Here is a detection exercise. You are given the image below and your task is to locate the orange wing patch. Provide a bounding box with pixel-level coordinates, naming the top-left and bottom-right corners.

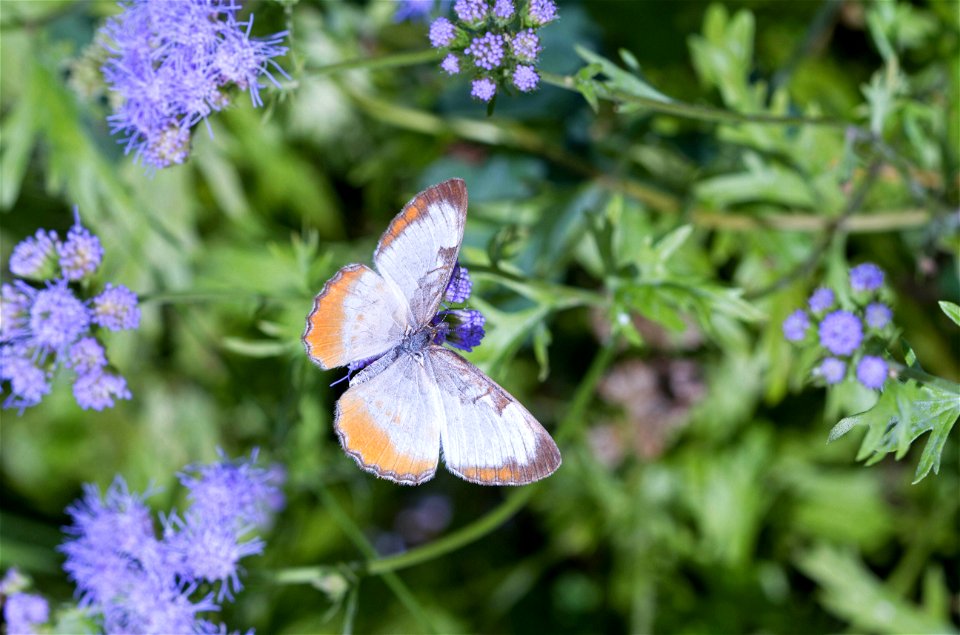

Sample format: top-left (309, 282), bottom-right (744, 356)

top-left (378, 199), bottom-right (425, 250)
top-left (336, 389), bottom-right (437, 485)
top-left (303, 264), bottom-right (365, 369)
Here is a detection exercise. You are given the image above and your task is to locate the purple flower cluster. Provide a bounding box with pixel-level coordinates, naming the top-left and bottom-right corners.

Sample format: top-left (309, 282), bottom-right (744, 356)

top-left (59, 451), bottom-right (285, 634)
top-left (427, 0), bottom-right (558, 102)
top-left (100, 0), bottom-right (288, 169)
top-left (394, 0), bottom-right (435, 23)
top-left (431, 262), bottom-right (485, 351)
top-left (1, 214), bottom-right (140, 412)
top-left (783, 262), bottom-right (893, 390)
top-left (2, 569), bottom-right (50, 635)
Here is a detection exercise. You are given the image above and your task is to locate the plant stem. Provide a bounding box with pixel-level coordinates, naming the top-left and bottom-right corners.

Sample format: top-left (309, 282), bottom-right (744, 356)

top-left (306, 49), bottom-right (441, 75)
top-left (891, 361), bottom-right (960, 396)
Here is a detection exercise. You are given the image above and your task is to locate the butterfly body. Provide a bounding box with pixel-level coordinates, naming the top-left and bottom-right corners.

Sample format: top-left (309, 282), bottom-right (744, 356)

top-left (304, 179), bottom-right (561, 486)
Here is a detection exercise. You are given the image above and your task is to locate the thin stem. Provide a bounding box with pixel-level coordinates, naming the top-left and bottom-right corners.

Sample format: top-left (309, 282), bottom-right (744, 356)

top-left (305, 49), bottom-right (441, 75)
top-left (540, 71), bottom-right (848, 128)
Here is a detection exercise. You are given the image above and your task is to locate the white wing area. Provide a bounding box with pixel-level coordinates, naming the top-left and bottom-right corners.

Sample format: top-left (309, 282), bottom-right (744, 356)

top-left (303, 263), bottom-right (411, 370)
top-left (335, 353), bottom-right (442, 485)
top-left (427, 347), bottom-right (562, 485)
top-left (374, 179), bottom-right (467, 327)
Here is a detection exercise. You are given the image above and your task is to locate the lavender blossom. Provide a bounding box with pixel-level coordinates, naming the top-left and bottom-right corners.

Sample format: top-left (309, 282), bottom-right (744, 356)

top-left (429, 17), bottom-right (457, 48)
top-left (444, 263), bottom-right (473, 303)
top-left (856, 355), bottom-right (888, 389)
top-left (0, 346), bottom-right (51, 411)
top-left (395, 0), bottom-right (434, 22)
top-left (73, 370), bottom-right (132, 411)
top-left (864, 302), bottom-right (892, 329)
top-left (441, 53), bottom-right (461, 75)
top-left (510, 29), bottom-right (540, 62)
top-left (29, 281), bottom-right (90, 352)
top-left (807, 287), bottom-right (834, 313)
top-left (465, 32), bottom-right (506, 70)
top-left (512, 64), bottom-right (539, 92)
top-left (9, 230), bottom-right (60, 281)
top-left (471, 77), bottom-right (497, 101)
top-left (454, 0), bottom-right (488, 23)
top-left (818, 310), bottom-right (863, 356)
top-left (782, 309), bottom-right (809, 342)
top-left (100, 0), bottom-right (288, 169)
top-left (849, 263), bottom-right (884, 292)
top-left (91, 283), bottom-right (141, 331)
top-left (68, 337), bottom-right (108, 374)
top-left (433, 309), bottom-right (486, 351)
top-left (60, 223), bottom-right (104, 281)
top-left (492, 0), bottom-right (515, 19)
top-left (3, 592), bottom-right (49, 635)
top-left (527, 0), bottom-right (558, 25)
top-left (818, 357), bottom-right (846, 385)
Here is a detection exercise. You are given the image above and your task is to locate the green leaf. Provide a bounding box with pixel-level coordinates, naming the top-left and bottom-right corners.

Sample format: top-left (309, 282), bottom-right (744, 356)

top-left (795, 544), bottom-right (955, 634)
top-left (829, 381), bottom-right (960, 483)
top-left (938, 301), bottom-right (960, 327)
top-left (221, 337), bottom-right (295, 358)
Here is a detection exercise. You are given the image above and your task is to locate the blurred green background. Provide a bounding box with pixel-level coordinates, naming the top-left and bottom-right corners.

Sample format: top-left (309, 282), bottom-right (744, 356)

top-left (1, 0), bottom-right (957, 633)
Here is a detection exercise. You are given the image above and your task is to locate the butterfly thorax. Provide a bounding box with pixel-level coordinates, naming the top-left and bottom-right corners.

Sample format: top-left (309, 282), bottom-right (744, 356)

top-left (399, 326), bottom-right (435, 356)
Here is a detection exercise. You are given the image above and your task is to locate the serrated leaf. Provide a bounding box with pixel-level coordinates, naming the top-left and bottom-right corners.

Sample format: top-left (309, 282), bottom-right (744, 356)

top-left (829, 381), bottom-right (960, 482)
top-left (938, 301), bottom-right (960, 327)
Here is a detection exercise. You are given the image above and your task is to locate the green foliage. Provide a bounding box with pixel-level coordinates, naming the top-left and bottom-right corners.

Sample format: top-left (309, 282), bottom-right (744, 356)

top-left (1, 1), bottom-right (958, 633)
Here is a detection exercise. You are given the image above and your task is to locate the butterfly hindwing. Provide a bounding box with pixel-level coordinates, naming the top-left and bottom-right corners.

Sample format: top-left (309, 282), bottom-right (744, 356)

top-left (303, 263), bottom-right (410, 370)
top-left (374, 179), bottom-right (467, 328)
top-left (335, 353), bottom-right (442, 485)
top-left (427, 346), bottom-right (561, 485)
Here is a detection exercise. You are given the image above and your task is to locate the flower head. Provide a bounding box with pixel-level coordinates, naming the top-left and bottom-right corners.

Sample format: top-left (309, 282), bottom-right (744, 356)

top-left (441, 53), bottom-right (461, 75)
top-left (9, 230), bottom-right (60, 281)
top-left (818, 357), bottom-right (846, 384)
top-left (493, 0), bottom-right (515, 19)
top-left (465, 32), bottom-right (506, 70)
top-left (60, 223), bottom-right (104, 281)
top-left (471, 77), bottom-right (497, 101)
top-left (818, 310), bottom-right (863, 356)
top-left (395, 0), bottom-right (435, 23)
top-left (92, 283), bottom-right (141, 331)
top-left (528, 0), bottom-right (558, 25)
top-left (3, 592), bottom-right (49, 635)
top-left (444, 263), bottom-right (473, 303)
top-left (849, 263), bottom-right (884, 292)
top-left (0, 346), bottom-right (51, 411)
top-left (29, 281), bottom-right (91, 352)
top-left (429, 17), bottom-right (457, 48)
top-left (782, 309), bottom-right (810, 342)
top-left (1, 282), bottom-right (32, 340)
top-left (511, 29), bottom-right (540, 62)
top-left (864, 302), bottom-right (892, 329)
top-left (72, 370), bottom-right (132, 411)
top-left (68, 337), bottom-right (108, 374)
top-left (101, 0), bottom-right (288, 169)
top-left (856, 355), bottom-right (888, 389)
top-left (807, 287), bottom-right (834, 313)
top-left (512, 64), bottom-right (539, 92)
top-left (454, 0), bottom-right (488, 23)
top-left (433, 309), bottom-right (486, 352)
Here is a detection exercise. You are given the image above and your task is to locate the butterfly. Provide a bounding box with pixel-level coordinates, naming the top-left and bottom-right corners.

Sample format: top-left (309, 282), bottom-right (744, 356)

top-left (302, 179), bottom-right (561, 485)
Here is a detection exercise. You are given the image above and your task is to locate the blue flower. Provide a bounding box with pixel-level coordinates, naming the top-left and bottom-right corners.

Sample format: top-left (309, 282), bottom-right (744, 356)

top-left (433, 309), bottom-right (486, 352)
top-left (527, 0), bottom-right (558, 25)
top-left (817, 357), bottom-right (846, 384)
top-left (3, 592), bottom-right (49, 635)
top-left (492, 0), bottom-right (515, 19)
top-left (849, 263), bottom-right (884, 293)
top-left (471, 77), bottom-right (497, 101)
top-left (60, 222), bottom-right (104, 281)
top-left (782, 309), bottom-right (809, 342)
top-left (512, 64), bottom-right (539, 92)
top-left (8, 230), bottom-right (60, 281)
top-left (72, 370), bottom-right (132, 411)
top-left (465, 32), bottom-right (506, 70)
top-left (29, 281), bottom-right (91, 352)
top-left (807, 287), bottom-right (834, 313)
top-left (443, 263), bottom-right (473, 303)
top-left (100, 0), bottom-right (288, 169)
top-left (60, 454), bottom-right (285, 634)
top-left (856, 355), bottom-right (888, 389)
top-left (1, 219), bottom-right (139, 412)
top-left (441, 53), bottom-right (461, 75)
top-left (864, 302), bottom-right (892, 329)
top-left (510, 29), bottom-right (540, 62)
top-left (395, 0), bottom-right (435, 22)
top-left (454, 0), bottom-right (488, 23)
top-left (818, 310), bottom-right (863, 356)
top-left (429, 17), bottom-right (457, 48)
top-left (92, 283), bottom-right (141, 331)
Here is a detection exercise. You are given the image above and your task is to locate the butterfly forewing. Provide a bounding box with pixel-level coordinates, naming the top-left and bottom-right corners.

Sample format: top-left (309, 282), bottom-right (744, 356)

top-left (427, 347), bottom-right (561, 485)
top-left (303, 263), bottom-right (411, 370)
top-left (374, 179), bottom-right (467, 328)
top-left (335, 353), bottom-right (443, 485)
